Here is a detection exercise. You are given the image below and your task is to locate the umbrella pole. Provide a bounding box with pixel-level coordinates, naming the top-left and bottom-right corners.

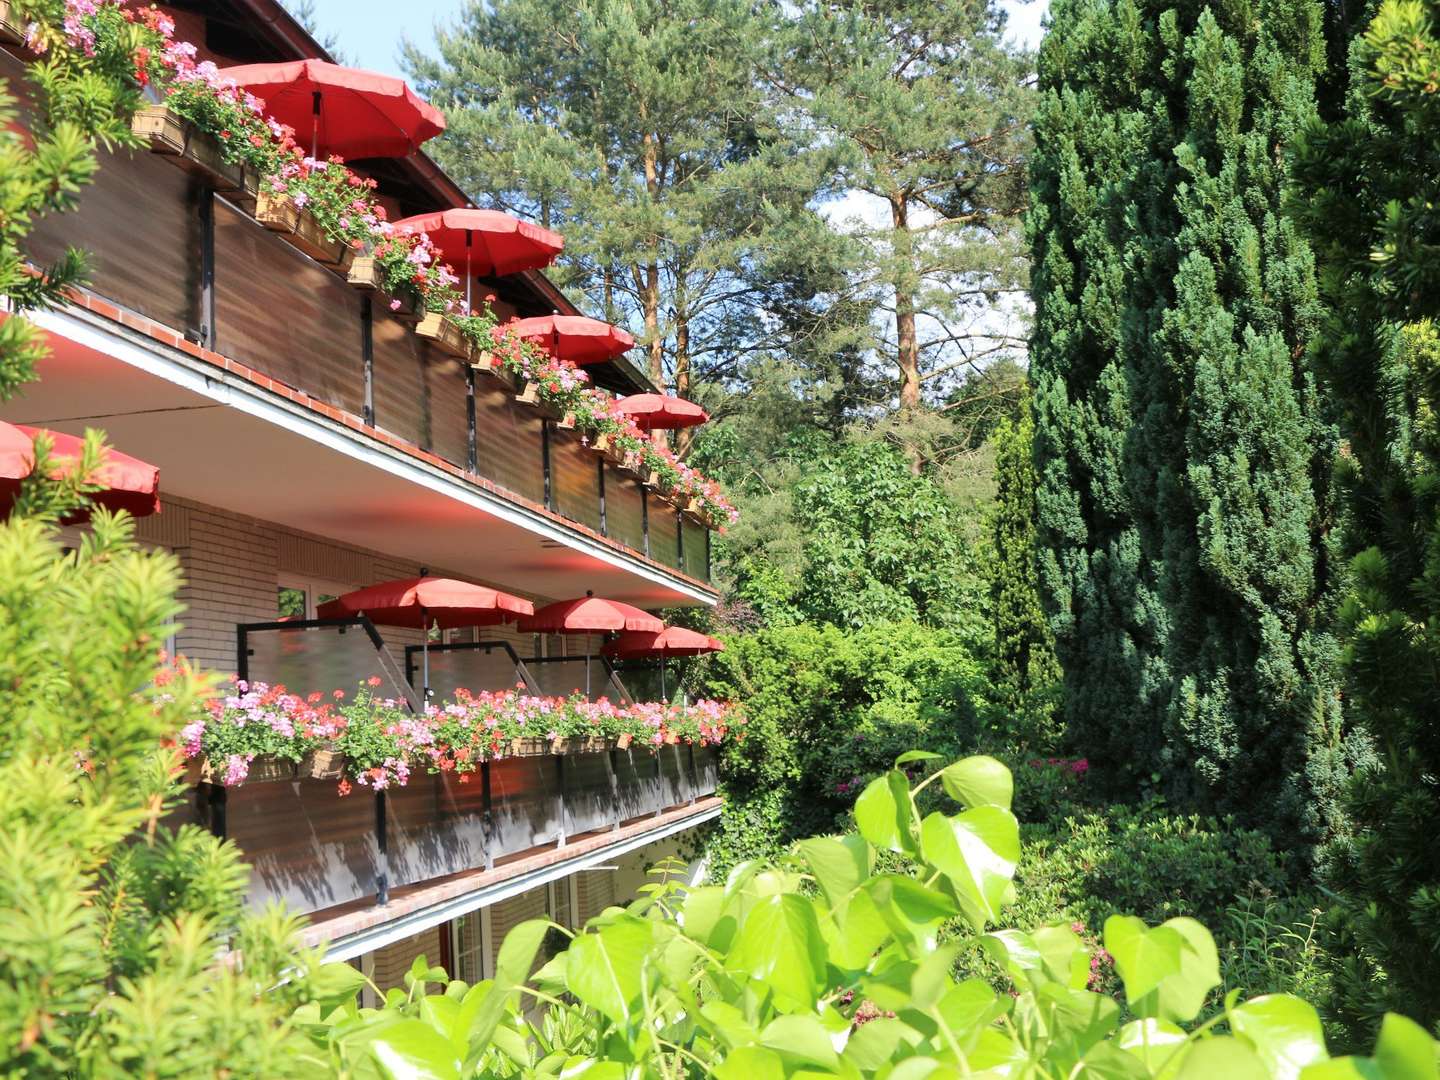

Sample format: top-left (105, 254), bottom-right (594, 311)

top-left (466, 234), bottom-right (473, 314)
top-left (421, 605), bottom-right (431, 704)
top-left (311, 90), bottom-right (321, 159)
top-left (661, 658), bottom-right (667, 703)
top-left (585, 632), bottom-right (592, 699)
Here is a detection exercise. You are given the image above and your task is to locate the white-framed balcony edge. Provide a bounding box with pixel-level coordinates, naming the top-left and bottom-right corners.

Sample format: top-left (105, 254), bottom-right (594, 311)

top-left (318, 801), bottom-right (721, 963)
top-left (26, 301), bottom-right (716, 605)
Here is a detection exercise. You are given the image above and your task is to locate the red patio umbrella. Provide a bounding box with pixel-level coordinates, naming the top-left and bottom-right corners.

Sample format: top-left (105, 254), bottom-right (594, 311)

top-left (220, 59), bottom-right (445, 159)
top-left (318, 576), bottom-right (534, 698)
top-left (615, 394), bottom-right (709, 431)
top-left (1, 423), bottom-right (160, 519)
top-left (518, 592), bottom-right (662, 697)
top-left (604, 625), bottom-right (722, 702)
top-left (504, 315), bottom-right (635, 365)
top-left (603, 625), bottom-right (723, 659)
top-left (393, 210), bottom-right (564, 310)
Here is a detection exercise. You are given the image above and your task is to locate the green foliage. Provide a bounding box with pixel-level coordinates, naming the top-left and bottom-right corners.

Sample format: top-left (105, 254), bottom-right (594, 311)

top-left (297, 756), bottom-right (1435, 1078)
top-left (1028, 0), bottom-right (1349, 853)
top-left (698, 621), bottom-right (990, 876)
top-left (988, 397), bottom-right (1062, 750)
top-left (1288, 0), bottom-right (1440, 1035)
top-left (709, 438), bottom-right (991, 637)
top-left (0, 16), bottom-right (325, 1074)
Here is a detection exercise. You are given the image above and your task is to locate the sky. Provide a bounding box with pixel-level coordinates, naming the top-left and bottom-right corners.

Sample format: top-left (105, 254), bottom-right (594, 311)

top-left (304, 0), bottom-right (1049, 79)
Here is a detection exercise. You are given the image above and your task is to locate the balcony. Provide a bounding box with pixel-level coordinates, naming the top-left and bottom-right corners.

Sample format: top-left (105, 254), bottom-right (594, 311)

top-left (171, 615), bottom-right (720, 938)
top-left (10, 48), bottom-right (711, 588)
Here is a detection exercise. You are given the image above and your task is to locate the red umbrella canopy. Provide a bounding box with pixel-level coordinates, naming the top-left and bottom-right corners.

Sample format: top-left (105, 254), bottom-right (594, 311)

top-left (393, 209), bottom-right (564, 277)
top-left (1, 424), bottom-right (160, 518)
top-left (220, 59), bottom-right (445, 159)
top-left (505, 315), bottom-right (635, 365)
top-left (603, 626), bottom-right (724, 659)
top-left (615, 393), bottom-right (709, 431)
top-left (317, 577), bottom-right (534, 629)
top-left (518, 594), bottom-right (664, 635)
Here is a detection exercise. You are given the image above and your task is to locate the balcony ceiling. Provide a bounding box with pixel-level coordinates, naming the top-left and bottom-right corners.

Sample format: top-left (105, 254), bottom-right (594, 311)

top-left (1, 322), bottom-right (710, 608)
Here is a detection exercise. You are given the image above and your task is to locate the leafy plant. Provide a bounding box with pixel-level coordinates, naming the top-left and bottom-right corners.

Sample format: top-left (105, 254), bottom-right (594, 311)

top-left (296, 755), bottom-right (1433, 1077)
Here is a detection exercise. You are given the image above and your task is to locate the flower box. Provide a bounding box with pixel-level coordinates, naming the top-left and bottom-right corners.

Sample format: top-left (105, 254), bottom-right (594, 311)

top-left (247, 754), bottom-right (299, 784)
top-left (664, 732), bottom-right (680, 746)
top-left (415, 311), bottom-right (472, 361)
top-left (0, 3), bottom-right (24, 46)
top-left (131, 104), bottom-right (257, 207)
top-left (515, 378), bottom-right (542, 406)
top-left (254, 191), bottom-right (355, 273)
top-left (182, 756), bottom-right (212, 785)
top-left (557, 412), bottom-right (577, 430)
top-left (301, 748), bottom-right (345, 780)
top-left (642, 469), bottom-right (664, 490)
top-left (470, 348), bottom-right (499, 374)
top-left (616, 732), bottom-right (633, 750)
top-left (579, 735), bottom-right (610, 754)
top-left (593, 433), bottom-right (613, 453)
top-left (549, 736), bottom-right (573, 755)
top-left (510, 736), bottom-right (549, 757)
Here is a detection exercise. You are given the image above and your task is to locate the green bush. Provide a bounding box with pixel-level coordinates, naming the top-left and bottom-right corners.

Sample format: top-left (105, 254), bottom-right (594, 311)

top-left (297, 754), bottom-right (1432, 1078)
top-left (697, 620), bottom-right (990, 873)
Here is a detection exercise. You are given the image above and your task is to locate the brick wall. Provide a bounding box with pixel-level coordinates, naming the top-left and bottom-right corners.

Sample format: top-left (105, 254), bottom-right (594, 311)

top-left (138, 494), bottom-right (545, 675)
top-left (370, 926), bottom-right (446, 992)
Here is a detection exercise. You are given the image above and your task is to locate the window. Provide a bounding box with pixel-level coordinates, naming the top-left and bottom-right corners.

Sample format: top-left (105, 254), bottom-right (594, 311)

top-left (276, 576), bottom-right (349, 621)
top-left (449, 907), bottom-right (493, 983)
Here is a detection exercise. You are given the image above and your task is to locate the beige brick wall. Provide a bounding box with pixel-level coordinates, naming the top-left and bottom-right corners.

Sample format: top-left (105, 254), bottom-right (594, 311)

top-left (576, 868), bottom-right (616, 923)
top-left (141, 494), bottom-right (547, 676)
top-left (370, 926), bottom-right (447, 992)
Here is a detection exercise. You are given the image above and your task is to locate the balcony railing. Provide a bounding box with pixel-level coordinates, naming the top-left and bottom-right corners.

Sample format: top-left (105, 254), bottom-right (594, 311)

top-left (180, 616), bottom-right (720, 920)
top-left (13, 74), bottom-right (711, 581)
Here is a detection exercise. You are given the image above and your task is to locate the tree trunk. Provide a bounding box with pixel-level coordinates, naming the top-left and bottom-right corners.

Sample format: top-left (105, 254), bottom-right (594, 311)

top-left (891, 193), bottom-right (921, 414)
top-left (641, 132), bottom-right (665, 390)
top-left (673, 283), bottom-right (692, 456)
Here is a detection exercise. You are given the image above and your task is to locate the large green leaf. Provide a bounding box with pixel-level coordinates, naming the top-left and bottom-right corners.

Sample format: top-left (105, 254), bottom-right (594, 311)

top-left (1115, 1018), bottom-right (1190, 1076)
top-left (827, 886), bottom-right (892, 969)
top-left (939, 755), bottom-right (1013, 810)
top-left (798, 834), bottom-right (872, 909)
top-left (760, 1015), bottom-right (840, 1069)
top-left (1229, 995), bottom-right (1328, 1080)
top-left (366, 1019), bottom-right (462, 1080)
top-left (712, 1045), bottom-right (787, 1080)
top-left (864, 874), bottom-right (958, 951)
top-left (310, 961), bottom-right (370, 1015)
top-left (844, 1016), bottom-right (919, 1071)
top-left (1104, 916), bottom-right (1219, 1022)
top-left (983, 924), bottom-right (1088, 991)
top-left (1174, 1037), bottom-right (1269, 1080)
top-left (564, 917), bottom-right (655, 1025)
top-left (464, 918), bottom-right (550, 1056)
top-left (1374, 1013), bottom-right (1440, 1080)
top-left (854, 771), bottom-right (919, 855)
top-left (919, 806), bottom-right (1019, 929)
top-left (728, 893), bottom-right (826, 1007)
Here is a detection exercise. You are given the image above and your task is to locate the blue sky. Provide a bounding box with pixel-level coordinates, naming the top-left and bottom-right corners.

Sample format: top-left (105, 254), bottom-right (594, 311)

top-left (304, 0), bottom-right (1048, 79)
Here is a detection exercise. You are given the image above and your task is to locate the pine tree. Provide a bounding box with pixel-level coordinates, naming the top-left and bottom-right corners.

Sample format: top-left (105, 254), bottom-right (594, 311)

top-left (1289, 0), bottom-right (1440, 1033)
top-left (404, 0), bottom-right (831, 436)
top-left (989, 397), bottom-right (1061, 750)
top-left (1028, 0), bottom-right (1348, 848)
top-left (776, 0), bottom-right (1033, 430)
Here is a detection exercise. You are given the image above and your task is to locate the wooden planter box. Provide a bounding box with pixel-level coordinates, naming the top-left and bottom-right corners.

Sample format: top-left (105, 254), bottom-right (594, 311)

top-left (415, 311), bottom-right (473, 361)
top-left (513, 376), bottom-right (542, 406)
top-left (254, 192), bottom-right (355, 273)
top-left (132, 104), bottom-right (257, 206)
top-left (510, 736), bottom-right (549, 757)
top-left (549, 736), bottom-right (572, 755)
top-left (577, 735), bottom-right (609, 754)
top-left (615, 732), bottom-right (633, 750)
top-left (247, 755), bottom-right (299, 784)
top-left (0, 3), bottom-right (25, 46)
top-left (301, 748), bottom-right (345, 780)
top-left (348, 259), bottom-right (422, 324)
top-left (182, 756), bottom-right (213, 785)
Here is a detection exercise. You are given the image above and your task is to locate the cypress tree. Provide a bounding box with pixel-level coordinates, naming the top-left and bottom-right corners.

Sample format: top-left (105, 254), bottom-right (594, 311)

top-left (1028, 0), bottom-right (1348, 847)
top-left (989, 398), bottom-right (1062, 750)
top-left (1290, 0), bottom-right (1440, 1031)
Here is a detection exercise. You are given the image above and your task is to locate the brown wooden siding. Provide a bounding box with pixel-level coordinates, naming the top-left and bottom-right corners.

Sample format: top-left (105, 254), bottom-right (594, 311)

top-left (682, 518), bottom-right (708, 580)
top-left (26, 144), bottom-right (200, 337)
top-left (473, 379), bottom-right (545, 504)
top-left (649, 505), bottom-right (680, 569)
top-left (370, 309), bottom-right (429, 448)
top-left (212, 201), bottom-right (366, 415)
top-left (605, 466), bottom-right (645, 552)
top-left (550, 427), bottom-right (602, 531)
top-left (424, 350), bottom-right (470, 467)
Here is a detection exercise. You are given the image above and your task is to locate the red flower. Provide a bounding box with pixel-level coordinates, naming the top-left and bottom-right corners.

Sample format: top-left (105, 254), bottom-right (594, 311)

top-left (367, 676), bottom-right (382, 687)
top-left (337, 779), bottom-right (352, 796)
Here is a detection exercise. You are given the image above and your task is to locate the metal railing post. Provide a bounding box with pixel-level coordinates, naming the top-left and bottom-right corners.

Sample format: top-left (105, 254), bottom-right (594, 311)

top-left (375, 790), bottom-right (389, 906)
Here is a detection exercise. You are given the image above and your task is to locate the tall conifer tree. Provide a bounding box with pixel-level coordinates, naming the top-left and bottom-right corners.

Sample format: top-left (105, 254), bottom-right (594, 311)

top-left (1028, 0), bottom-right (1348, 846)
top-left (1290, 0), bottom-right (1440, 1030)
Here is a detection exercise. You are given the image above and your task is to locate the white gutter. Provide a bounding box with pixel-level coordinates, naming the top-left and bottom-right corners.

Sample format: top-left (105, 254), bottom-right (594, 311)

top-left (317, 803), bottom-right (720, 962)
top-left (30, 303), bottom-right (717, 605)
